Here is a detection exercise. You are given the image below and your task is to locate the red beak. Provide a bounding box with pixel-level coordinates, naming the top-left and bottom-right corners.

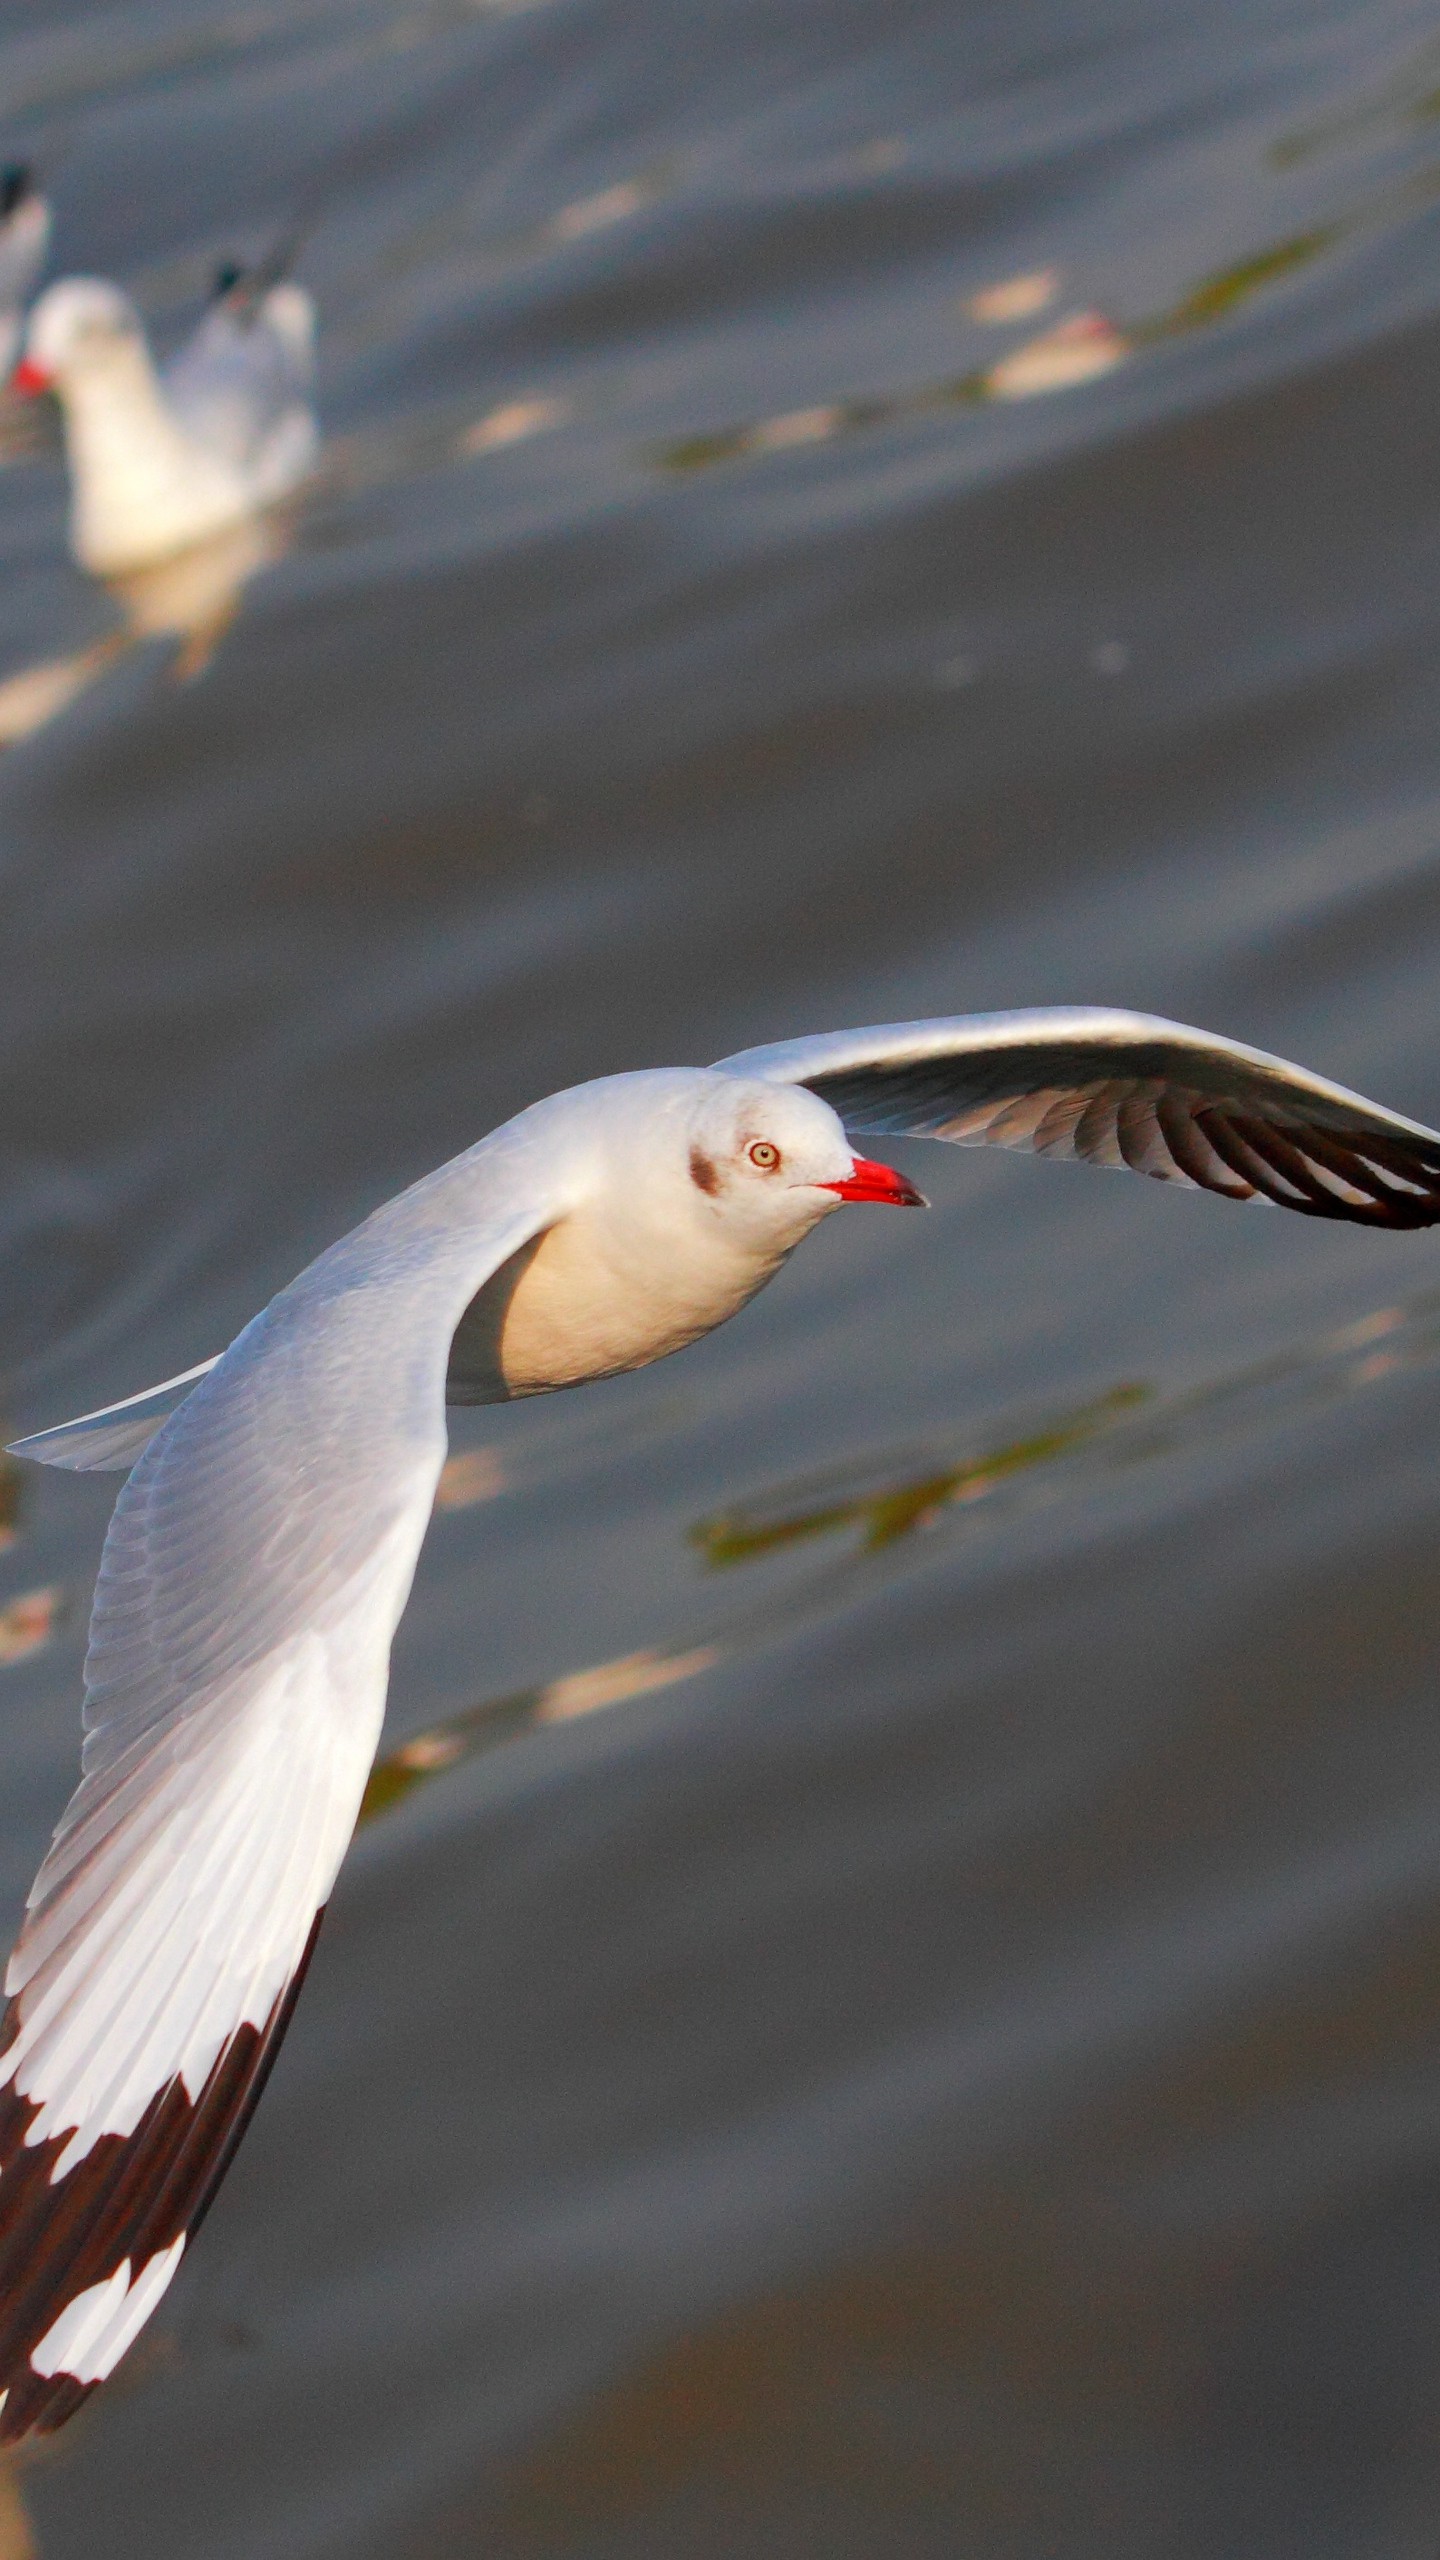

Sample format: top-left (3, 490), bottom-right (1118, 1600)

top-left (821, 1153), bottom-right (927, 1208)
top-left (10, 357), bottom-right (50, 397)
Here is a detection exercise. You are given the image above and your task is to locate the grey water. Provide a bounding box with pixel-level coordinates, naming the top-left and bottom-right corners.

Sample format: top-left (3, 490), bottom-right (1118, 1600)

top-left (5, 0), bottom-right (1440, 2550)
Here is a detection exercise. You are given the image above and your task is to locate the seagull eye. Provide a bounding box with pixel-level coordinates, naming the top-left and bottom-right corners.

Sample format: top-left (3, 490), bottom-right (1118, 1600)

top-left (748, 1140), bottom-right (781, 1171)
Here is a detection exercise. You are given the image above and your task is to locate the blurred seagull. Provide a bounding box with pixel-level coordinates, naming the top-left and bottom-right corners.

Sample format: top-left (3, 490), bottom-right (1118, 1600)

top-left (4, 1006), bottom-right (1440, 2439)
top-left (0, 511), bottom-right (296, 751)
top-left (0, 167), bottom-right (50, 376)
top-left (12, 262), bottom-right (317, 572)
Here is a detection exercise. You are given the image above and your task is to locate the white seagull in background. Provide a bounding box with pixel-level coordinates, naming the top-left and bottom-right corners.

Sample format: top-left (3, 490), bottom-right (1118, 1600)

top-left (12, 262), bottom-right (317, 573)
top-left (2, 1006), bottom-right (1440, 2440)
top-left (0, 168), bottom-right (50, 377)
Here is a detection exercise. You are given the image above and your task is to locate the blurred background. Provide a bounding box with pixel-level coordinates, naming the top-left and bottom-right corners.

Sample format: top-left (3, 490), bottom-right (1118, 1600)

top-left (4, 0), bottom-right (1440, 2550)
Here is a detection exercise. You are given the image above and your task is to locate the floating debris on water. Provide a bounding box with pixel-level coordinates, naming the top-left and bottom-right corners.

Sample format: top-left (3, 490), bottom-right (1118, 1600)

top-left (547, 179), bottom-right (650, 243)
top-left (0, 1588), bottom-right (61, 1668)
top-left (965, 267), bottom-right (1060, 324)
top-left (748, 405), bottom-right (845, 451)
top-left (649, 195), bottom-right (1379, 477)
top-left (656, 395), bottom-right (893, 472)
top-left (358, 1643), bottom-right (719, 1826)
top-left (458, 396), bottom-right (568, 457)
top-left (1148, 230), bottom-right (1337, 333)
top-left (692, 1389), bottom-right (1147, 1568)
top-left (537, 1645), bottom-right (719, 1724)
top-left (358, 1290), bottom-right (1440, 1835)
top-left (696, 1290), bottom-right (1440, 1574)
top-left (985, 310), bottom-right (1130, 399)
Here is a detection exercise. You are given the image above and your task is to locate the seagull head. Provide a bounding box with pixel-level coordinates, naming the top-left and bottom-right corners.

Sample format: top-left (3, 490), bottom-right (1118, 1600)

top-left (12, 279), bottom-right (146, 397)
top-left (676, 1073), bottom-right (925, 1258)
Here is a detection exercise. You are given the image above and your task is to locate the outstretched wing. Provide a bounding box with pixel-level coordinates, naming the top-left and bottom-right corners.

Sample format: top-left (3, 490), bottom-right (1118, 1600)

top-left (716, 1008), bottom-right (1440, 1227)
top-left (0, 1157), bottom-right (558, 2441)
top-left (11, 1358), bottom-right (221, 1473)
top-left (163, 283), bottom-right (316, 481)
top-left (17, 1238), bottom-right (558, 1474)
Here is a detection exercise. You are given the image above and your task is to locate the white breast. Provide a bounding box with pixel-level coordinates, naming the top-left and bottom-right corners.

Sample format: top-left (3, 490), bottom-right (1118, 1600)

top-left (63, 357), bottom-right (249, 575)
top-left (490, 1197), bottom-right (791, 1397)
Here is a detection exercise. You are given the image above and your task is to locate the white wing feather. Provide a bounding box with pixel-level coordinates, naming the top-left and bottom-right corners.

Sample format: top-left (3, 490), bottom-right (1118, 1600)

top-left (0, 1116), bottom-right (573, 2439)
top-left (163, 283), bottom-right (317, 498)
top-left (10, 1359), bottom-right (220, 1472)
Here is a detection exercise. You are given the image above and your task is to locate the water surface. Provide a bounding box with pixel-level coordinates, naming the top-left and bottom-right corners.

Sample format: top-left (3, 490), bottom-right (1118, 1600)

top-left (5, 0), bottom-right (1440, 2550)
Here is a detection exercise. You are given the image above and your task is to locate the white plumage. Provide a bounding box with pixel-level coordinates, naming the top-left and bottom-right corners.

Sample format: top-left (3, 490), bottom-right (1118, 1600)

top-left (15, 270), bottom-right (317, 572)
top-left (2, 1012), bottom-right (1438, 2440)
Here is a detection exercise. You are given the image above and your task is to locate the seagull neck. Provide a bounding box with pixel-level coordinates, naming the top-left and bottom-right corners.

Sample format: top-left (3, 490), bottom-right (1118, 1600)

top-left (59, 342), bottom-right (179, 465)
top-left (281, 1132), bottom-right (573, 1349)
top-left (57, 347), bottom-right (240, 572)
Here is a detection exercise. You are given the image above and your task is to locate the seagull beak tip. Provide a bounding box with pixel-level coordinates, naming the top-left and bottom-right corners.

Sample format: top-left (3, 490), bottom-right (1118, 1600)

top-left (822, 1154), bottom-right (928, 1208)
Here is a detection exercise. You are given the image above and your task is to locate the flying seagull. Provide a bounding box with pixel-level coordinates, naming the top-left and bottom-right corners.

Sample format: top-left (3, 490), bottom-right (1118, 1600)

top-left (2, 1005), bottom-right (1439, 2442)
top-left (12, 264), bottom-right (316, 574)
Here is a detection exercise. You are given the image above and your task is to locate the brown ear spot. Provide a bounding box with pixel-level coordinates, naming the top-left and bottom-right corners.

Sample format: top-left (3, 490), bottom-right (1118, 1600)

top-left (689, 1146), bottom-right (719, 1196)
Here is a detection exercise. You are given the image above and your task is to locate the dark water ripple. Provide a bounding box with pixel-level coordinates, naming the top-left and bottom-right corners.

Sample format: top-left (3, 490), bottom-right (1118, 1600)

top-left (4, 0), bottom-right (1440, 2551)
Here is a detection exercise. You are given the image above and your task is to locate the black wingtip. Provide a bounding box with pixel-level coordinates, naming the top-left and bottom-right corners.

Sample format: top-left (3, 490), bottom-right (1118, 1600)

top-left (0, 167), bottom-right (33, 219)
top-left (211, 230), bottom-right (298, 325)
top-left (0, 1907), bottom-right (326, 2445)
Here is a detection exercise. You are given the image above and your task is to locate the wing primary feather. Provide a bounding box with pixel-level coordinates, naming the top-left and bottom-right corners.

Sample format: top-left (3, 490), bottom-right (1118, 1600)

top-left (1114, 1088), bottom-right (1167, 1177)
top-left (1227, 1112), bottom-right (1440, 1225)
top-left (1027, 1091), bottom-right (1085, 1154)
top-left (131, 1907), bottom-right (325, 2258)
top-left (1152, 1089), bottom-right (1252, 1196)
top-left (1072, 1085), bottom-right (1130, 1169)
top-left (1225, 1115), bottom-right (1364, 1216)
top-left (1193, 1108), bottom-right (1306, 1206)
top-left (0, 1912), bottom-right (324, 2442)
top-left (1299, 1120), bottom-right (1440, 1211)
top-left (720, 1011), bottom-right (1440, 1226)
top-left (33, 1731), bottom-right (286, 2149)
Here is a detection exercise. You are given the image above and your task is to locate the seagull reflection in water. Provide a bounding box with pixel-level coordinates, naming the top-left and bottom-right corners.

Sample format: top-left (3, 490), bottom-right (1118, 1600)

top-left (0, 508), bottom-right (297, 747)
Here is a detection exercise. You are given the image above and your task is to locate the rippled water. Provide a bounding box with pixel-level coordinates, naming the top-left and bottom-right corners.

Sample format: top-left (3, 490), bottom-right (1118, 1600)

top-left (5, 0), bottom-right (1440, 2550)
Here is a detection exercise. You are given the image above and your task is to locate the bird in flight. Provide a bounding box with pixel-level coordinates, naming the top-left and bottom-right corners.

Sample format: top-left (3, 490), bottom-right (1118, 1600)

top-left (3, 1005), bottom-right (1439, 2442)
